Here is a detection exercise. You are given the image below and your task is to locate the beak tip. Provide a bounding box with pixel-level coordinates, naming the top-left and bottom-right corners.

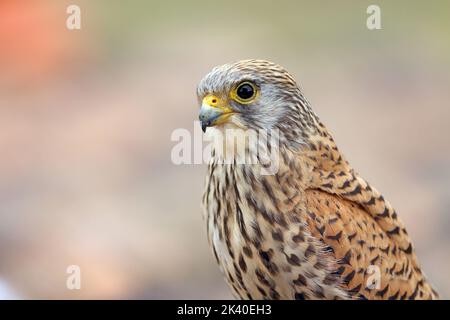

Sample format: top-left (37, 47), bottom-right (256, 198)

top-left (201, 121), bottom-right (207, 133)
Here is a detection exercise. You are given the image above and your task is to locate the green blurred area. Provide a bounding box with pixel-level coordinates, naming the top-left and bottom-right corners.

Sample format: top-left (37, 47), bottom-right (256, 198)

top-left (89, 0), bottom-right (450, 57)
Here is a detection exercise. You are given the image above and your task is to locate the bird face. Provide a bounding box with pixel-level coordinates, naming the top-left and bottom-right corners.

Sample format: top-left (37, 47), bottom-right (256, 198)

top-left (197, 60), bottom-right (304, 133)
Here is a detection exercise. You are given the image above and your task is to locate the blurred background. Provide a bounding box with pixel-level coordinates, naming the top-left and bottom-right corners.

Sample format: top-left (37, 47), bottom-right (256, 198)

top-left (0, 0), bottom-right (449, 299)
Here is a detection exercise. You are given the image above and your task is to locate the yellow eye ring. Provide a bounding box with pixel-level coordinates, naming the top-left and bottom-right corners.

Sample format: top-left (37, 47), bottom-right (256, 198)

top-left (230, 81), bottom-right (258, 104)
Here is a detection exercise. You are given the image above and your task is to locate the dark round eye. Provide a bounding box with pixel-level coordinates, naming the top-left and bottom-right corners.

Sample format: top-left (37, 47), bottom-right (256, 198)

top-left (236, 82), bottom-right (256, 101)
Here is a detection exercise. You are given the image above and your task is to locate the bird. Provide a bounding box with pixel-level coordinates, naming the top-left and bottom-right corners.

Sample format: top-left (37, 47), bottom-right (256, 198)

top-left (197, 59), bottom-right (439, 300)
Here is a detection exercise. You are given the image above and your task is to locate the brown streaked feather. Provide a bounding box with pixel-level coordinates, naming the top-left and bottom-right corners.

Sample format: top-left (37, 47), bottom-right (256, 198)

top-left (303, 125), bottom-right (414, 257)
top-left (303, 189), bottom-right (436, 300)
top-left (300, 119), bottom-right (438, 299)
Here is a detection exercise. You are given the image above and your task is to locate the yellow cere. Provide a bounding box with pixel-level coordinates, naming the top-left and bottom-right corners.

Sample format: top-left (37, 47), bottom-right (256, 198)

top-left (203, 95), bottom-right (221, 107)
top-left (203, 95), bottom-right (233, 113)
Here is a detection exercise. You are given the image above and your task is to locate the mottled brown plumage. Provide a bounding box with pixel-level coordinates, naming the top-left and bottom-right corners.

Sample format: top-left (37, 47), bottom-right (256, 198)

top-left (197, 59), bottom-right (438, 300)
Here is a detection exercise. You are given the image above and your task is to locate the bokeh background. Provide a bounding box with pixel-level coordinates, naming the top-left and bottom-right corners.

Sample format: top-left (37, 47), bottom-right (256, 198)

top-left (0, 0), bottom-right (449, 299)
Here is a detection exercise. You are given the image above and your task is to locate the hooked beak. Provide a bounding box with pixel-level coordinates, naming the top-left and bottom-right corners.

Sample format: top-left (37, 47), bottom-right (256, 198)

top-left (199, 95), bottom-right (234, 132)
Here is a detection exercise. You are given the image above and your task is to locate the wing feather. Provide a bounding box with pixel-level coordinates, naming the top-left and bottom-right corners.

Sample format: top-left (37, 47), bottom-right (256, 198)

top-left (303, 188), bottom-right (436, 299)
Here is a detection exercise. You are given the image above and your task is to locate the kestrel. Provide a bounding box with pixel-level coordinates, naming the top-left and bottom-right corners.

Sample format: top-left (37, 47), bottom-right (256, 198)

top-left (197, 59), bottom-right (438, 300)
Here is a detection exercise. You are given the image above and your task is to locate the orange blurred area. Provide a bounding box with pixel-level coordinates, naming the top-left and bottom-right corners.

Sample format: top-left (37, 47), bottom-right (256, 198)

top-left (0, 1), bottom-right (89, 89)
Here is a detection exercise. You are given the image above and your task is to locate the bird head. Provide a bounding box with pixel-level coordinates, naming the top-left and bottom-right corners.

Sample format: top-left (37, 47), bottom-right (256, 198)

top-left (197, 60), bottom-right (319, 138)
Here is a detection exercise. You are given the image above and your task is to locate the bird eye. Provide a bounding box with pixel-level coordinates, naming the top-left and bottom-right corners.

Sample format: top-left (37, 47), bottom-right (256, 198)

top-left (233, 82), bottom-right (257, 103)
